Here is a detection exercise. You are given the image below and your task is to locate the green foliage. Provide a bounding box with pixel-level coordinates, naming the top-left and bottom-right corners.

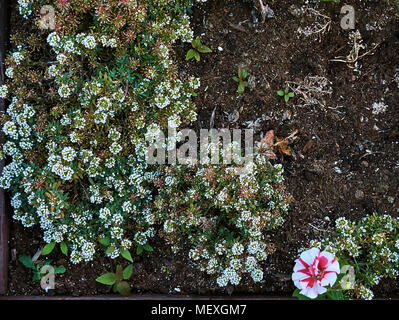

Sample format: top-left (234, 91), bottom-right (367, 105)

top-left (96, 264), bottom-right (133, 296)
top-left (136, 244), bottom-right (153, 255)
top-left (41, 242), bottom-right (68, 256)
top-left (277, 88), bottom-right (295, 103)
top-left (120, 249), bottom-right (133, 262)
top-left (98, 238), bottom-right (111, 246)
top-left (186, 36), bottom-right (212, 61)
top-left (18, 254), bottom-right (66, 282)
top-left (42, 242), bottom-right (56, 255)
top-left (232, 67), bottom-right (248, 94)
top-left (60, 242), bottom-right (68, 256)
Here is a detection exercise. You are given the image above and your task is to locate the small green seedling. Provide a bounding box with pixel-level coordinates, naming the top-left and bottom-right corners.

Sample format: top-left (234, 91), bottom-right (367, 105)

top-left (233, 67), bottom-right (248, 94)
top-left (96, 264), bottom-right (133, 296)
top-left (186, 36), bottom-right (212, 61)
top-left (136, 243), bottom-right (154, 255)
top-left (18, 254), bottom-right (66, 282)
top-left (277, 88), bottom-right (295, 103)
top-left (41, 241), bottom-right (69, 256)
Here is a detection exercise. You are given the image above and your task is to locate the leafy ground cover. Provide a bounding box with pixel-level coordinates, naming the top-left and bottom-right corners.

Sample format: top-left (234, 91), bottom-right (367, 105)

top-left (2, 0), bottom-right (399, 299)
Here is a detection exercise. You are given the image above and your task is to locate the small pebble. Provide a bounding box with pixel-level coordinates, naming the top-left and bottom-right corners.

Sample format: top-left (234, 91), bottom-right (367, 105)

top-left (218, 46), bottom-right (223, 52)
top-left (333, 167), bottom-right (342, 174)
top-left (355, 190), bottom-right (364, 200)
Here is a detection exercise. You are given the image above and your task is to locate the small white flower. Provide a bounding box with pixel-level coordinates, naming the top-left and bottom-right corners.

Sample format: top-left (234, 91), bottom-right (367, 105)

top-left (5, 68), bottom-right (14, 78)
top-left (109, 142), bottom-right (122, 155)
top-left (82, 35), bottom-right (96, 49)
top-left (0, 85), bottom-right (8, 99)
top-left (62, 147), bottom-right (77, 162)
top-left (58, 84), bottom-right (71, 98)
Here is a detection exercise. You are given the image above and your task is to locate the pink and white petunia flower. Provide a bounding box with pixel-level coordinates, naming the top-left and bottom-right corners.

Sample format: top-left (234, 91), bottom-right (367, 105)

top-left (292, 247), bottom-right (340, 299)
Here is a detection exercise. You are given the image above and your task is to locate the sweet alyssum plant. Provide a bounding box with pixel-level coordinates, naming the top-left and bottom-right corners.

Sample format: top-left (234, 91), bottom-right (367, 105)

top-left (1, 0), bottom-right (203, 264)
top-left (1, 0), bottom-right (290, 289)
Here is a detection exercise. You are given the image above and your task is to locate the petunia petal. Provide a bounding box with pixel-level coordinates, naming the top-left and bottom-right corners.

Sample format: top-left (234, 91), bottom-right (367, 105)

top-left (293, 260), bottom-right (305, 272)
top-left (320, 251), bottom-right (335, 263)
top-left (320, 272), bottom-right (337, 287)
top-left (300, 247), bottom-right (320, 265)
top-left (292, 271), bottom-right (309, 281)
top-left (326, 260), bottom-right (340, 274)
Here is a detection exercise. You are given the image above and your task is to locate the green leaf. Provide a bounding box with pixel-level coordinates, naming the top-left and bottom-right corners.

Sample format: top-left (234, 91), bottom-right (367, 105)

top-left (121, 249), bottom-right (133, 262)
top-left (197, 45), bottom-right (212, 54)
top-left (136, 246), bottom-right (143, 255)
top-left (327, 290), bottom-right (345, 300)
top-left (32, 272), bottom-right (41, 282)
top-left (123, 264), bottom-right (133, 280)
top-left (115, 281), bottom-right (131, 296)
top-left (186, 49), bottom-right (197, 61)
top-left (277, 90), bottom-right (284, 96)
top-left (241, 69), bottom-right (248, 79)
top-left (115, 265), bottom-right (123, 282)
top-left (194, 51), bottom-right (201, 62)
top-left (42, 242), bottom-right (56, 256)
top-left (232, 76), bottom-right (239, 82)
top-left (288, 92), bottom-right (295, 98)
top-left (54, 265), bottom-right (66, 274)
top-left (18, 255), bottom-right (35, 269)
top-left (237, 84), bottom-right (245, 94)
top-left (143, 244), bottom-right (153, 252)
top-left (99, 237), bottom-right (111, 246)
top-left (192, 36), bottom-right (201, 49)
top-left (96, 273), bottom-right (116, 285)
top-left (60, 242), bottom-right (68, 256)
top-left (284, 95), bottom-right (289, 103)
top-left (105, 246), bottom-right (115, 254)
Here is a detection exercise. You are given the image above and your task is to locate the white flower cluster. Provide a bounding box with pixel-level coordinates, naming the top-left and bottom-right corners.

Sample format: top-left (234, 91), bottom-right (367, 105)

top-left (0, 85), bottom-right (8, 99)
top-left (17, 0), bottom-right (32, 18)
top-left (156, 153), bottom-right (288, 287)
top-left (371, 101), bottom-right (388, 115)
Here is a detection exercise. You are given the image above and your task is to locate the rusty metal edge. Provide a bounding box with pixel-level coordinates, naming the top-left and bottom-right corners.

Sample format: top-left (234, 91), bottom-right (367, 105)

top-left (0, 0), bottom-right (9, 296)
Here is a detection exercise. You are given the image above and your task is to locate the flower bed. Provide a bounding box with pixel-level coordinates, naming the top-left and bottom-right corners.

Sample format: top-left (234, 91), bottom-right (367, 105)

top-left (1, 0), bottom-right (399, 299)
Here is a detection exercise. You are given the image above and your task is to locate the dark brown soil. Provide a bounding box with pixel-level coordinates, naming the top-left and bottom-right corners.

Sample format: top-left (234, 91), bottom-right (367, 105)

top-left (6, 0), bottom-right (399, 297)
